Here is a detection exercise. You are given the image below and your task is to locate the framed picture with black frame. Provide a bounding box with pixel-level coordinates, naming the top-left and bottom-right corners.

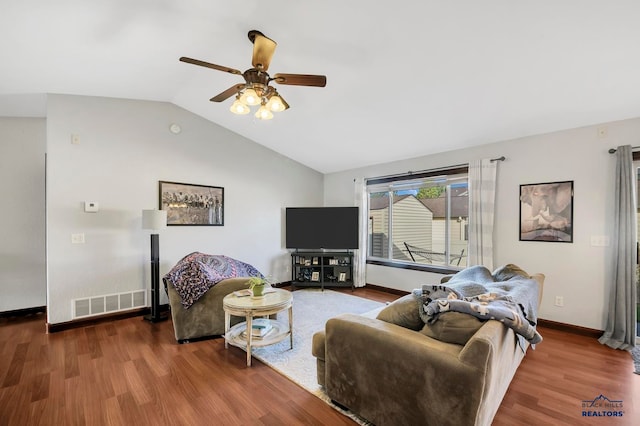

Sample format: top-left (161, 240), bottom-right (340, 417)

top-left (519, 180), bottom-right (573, 242)
top-left (159, 181), bottom-right (224, 226)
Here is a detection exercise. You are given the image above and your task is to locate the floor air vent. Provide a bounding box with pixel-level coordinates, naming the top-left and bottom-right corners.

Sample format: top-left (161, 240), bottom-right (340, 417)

top-left (72, 290), bottom-right (146, 319)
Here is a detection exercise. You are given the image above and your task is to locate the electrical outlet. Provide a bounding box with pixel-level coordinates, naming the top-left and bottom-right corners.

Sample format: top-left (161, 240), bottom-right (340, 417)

top-left (554, 296), bottom-right (564, 307)
top-left (71, 233), bottom-right (85, 244)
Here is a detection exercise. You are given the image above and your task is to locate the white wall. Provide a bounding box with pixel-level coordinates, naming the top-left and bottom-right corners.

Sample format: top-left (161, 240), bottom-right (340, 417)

top-left (324, 118), bottom-right (640, 331)
top-left (46, 94), bottom-right (323, 324)
top-left (13, 91), bottom-right (637, 329)
top-left (0, 117), bottom-right (47, 311)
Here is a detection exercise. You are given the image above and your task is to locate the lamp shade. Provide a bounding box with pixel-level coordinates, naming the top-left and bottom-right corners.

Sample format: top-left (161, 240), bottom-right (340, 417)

top-left (255, 104), bottom-right (274, 120)
top-left (266, 94), bottom-right (286, 112)
top-left (142, 209), bottom-right (167, 230)
top-left (230, 99), bottom-right (250, 115)
top-left (240, 88), bottom-right (261, 106)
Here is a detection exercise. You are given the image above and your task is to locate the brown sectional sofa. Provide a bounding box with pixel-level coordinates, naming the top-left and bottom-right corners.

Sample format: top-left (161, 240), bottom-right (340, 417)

top-left (312, 270), bottom-right (544, 426)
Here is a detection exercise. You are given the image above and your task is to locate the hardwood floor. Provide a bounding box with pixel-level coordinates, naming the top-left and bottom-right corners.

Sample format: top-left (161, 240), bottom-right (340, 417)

top-left (1, 288), bottom-right (638, 425)
top-left (494, 325), bottom-right (639, 426)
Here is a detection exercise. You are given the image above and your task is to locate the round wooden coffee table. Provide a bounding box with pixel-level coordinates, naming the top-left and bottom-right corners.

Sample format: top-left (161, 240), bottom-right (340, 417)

top-left (223, 288), bottom-right (293, 366)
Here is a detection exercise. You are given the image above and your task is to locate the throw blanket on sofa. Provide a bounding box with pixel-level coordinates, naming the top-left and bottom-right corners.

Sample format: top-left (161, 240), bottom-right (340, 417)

top-left (163, 252), bottom-right (263, 309)
top-left (412, 265), bottom-right (542, 347)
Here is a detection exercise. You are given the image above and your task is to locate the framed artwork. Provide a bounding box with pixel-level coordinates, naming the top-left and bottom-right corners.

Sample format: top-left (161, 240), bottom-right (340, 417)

top-left (311, 271), bottom-right (320, 281)
top-left (338, 272), bottom-right (347, 282)
top-left (312, 257), bottom-right (319, 265)
top-left (159, 181), bottom-right (224, 226)
top-left (519, 181), bottom-right (573, 242)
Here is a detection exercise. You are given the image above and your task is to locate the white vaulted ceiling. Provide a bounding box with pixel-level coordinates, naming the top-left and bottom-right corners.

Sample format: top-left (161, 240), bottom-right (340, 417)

top-left (2, 1), bottom-right (640, 173)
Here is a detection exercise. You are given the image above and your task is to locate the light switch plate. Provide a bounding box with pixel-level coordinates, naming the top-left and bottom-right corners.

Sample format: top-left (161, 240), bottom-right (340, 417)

top-left (590, 235), bottom-right (610, 247)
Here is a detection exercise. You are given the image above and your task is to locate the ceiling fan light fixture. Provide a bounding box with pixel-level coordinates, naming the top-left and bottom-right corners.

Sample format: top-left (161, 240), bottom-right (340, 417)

top-left (180, 30), bottom-right (326, 121)
top-left (266, 94), bottom-right (286, 112)
top-left (230, 98), bottom-right (250, 115)
top-left (255, 104), bottom-right (274, 120)
top-left (240, 87), bottom-right (261, 106)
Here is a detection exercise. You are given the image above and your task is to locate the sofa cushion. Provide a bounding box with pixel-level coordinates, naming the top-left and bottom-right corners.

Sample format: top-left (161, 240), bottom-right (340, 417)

top-left (376, 294), bottom-right (424, 331)
top-left (419, 312), bottom-right (486, 345)
top-left (448, 264), bottom-right (496, 284)
top-left (492, 263), bottom-right (530, 281)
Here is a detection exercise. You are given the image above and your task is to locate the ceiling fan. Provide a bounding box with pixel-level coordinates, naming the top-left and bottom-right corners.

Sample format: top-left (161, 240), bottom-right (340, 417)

top-left (180, 30), bottom-right (327, 120)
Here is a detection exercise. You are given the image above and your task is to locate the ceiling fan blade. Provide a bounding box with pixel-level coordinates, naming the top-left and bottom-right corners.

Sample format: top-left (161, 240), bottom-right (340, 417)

top-left (248, 30), bottom-right (277, 71)
top-left (273, 73), bottom-right (327, 87)
top-left (180, 57), bottom-right (242, 75)
top-left (210, 84), bottom-right (246, 102)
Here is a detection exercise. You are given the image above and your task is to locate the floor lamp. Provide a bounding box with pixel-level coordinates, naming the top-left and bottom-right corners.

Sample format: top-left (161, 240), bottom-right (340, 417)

top-left (142, 209), bottom-right (168, 323)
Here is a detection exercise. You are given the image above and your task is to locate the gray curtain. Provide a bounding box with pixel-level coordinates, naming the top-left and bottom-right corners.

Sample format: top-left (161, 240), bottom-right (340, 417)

top-left (468, 159), bottom-right (497, 270)
top-left (599, 145), bottom-right (637, 350)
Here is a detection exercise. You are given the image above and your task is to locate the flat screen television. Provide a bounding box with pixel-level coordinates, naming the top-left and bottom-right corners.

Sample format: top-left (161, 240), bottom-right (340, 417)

top-left (286, 207), bottom-right (359, 250)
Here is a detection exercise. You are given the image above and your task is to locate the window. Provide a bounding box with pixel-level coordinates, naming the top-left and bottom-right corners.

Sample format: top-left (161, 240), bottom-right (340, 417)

top-left (366, 167), bottom-right (468, 271)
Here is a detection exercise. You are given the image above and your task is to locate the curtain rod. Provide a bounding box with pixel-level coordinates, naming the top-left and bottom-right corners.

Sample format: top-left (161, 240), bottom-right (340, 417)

top-left (608, 146), bottom-right (640, 154)
top-left (364, 156), bottom-right (506, 183)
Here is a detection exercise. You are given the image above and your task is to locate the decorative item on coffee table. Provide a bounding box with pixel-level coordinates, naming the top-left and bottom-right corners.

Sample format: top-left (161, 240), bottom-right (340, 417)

top-left (248, 277), bottom-right (266, 299)
top-left (250, 318), bottom-right (273, 338)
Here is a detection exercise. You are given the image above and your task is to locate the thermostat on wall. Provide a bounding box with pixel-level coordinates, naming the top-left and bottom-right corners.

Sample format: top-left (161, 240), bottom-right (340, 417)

top-left (84, 201), bottom-right (99, 213)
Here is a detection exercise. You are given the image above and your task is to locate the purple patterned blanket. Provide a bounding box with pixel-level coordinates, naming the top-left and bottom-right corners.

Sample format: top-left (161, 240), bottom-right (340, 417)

top-left (163, 252), bottom-right (263, 309)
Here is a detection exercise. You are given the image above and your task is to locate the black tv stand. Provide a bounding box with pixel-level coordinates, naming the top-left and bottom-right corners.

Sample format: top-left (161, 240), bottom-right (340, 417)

top-left (290, 251), bottom-right (354, 291)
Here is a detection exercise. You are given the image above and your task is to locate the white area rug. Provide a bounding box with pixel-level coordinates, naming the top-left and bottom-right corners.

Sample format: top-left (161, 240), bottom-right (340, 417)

top-left (631, 346), bottom-right (640, 375)
top-left (251, 289), bottom-right (383, 424)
